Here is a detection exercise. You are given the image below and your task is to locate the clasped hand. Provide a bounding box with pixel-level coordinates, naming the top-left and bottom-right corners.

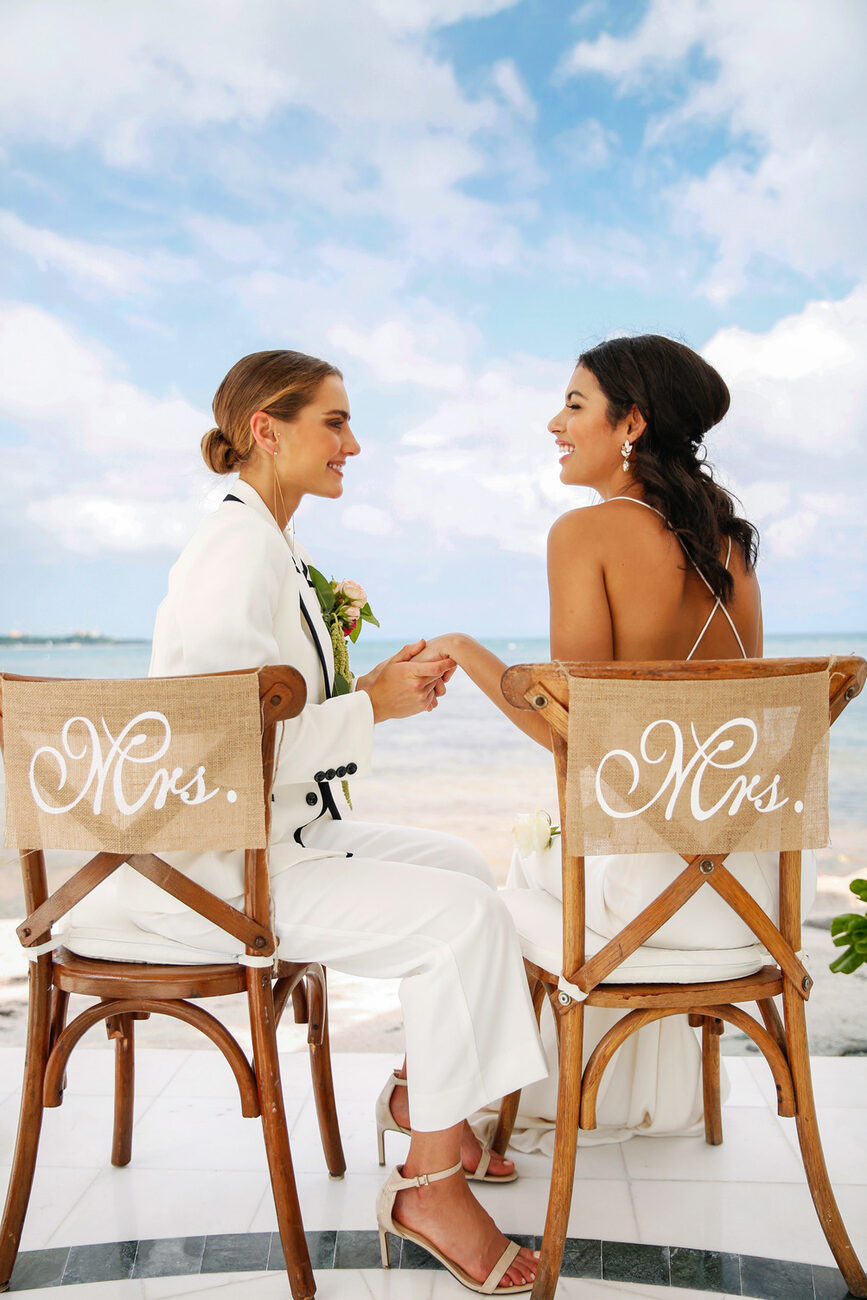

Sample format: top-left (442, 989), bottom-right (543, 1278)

top-left (356, 638), bottom-right (457, 723)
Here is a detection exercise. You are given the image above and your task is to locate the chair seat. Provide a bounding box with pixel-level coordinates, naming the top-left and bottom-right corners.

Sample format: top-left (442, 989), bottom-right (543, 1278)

top-left (53, 946), bottom-right (248, 999)
top-left (500, 888), bottom-right (767, 998)
top-left (64, 876), bottom-right (246, 966)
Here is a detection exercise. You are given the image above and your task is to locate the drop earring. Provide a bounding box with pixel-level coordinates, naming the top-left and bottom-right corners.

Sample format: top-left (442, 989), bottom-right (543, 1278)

top-left (621, 439), bottom-right (632, 473)
top-left (272, 439), bottom-right (294, 543)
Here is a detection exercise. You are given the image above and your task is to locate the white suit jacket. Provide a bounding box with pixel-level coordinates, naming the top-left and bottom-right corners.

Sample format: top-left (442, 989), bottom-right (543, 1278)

top-left (120, 477), bottom-right (375, 914)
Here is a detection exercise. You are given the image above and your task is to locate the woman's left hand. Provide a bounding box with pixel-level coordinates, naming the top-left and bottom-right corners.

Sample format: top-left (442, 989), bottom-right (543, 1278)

top-left (411, 634), bottom-right (461, 690)
top-left (412, 633), bottom-right (461, 667)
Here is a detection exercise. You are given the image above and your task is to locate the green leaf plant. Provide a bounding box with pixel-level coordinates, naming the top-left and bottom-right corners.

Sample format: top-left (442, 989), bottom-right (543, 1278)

top-left (829, 878), bottom-right (867, 974)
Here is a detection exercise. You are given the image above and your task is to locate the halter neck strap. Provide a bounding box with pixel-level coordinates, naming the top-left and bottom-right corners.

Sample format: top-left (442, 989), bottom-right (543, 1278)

top-left (605, 496), bottom-right (747, 659)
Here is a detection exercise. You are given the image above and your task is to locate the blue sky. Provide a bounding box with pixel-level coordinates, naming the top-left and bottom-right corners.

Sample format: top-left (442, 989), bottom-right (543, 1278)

top-left (1, 0), bottom-right (865, 641)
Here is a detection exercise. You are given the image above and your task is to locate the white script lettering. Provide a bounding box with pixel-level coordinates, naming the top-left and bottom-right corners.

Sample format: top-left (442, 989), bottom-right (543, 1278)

top-left (28, 712), bottom-right (223, 817)
top-left (595, 716), bottom-right (791, 824)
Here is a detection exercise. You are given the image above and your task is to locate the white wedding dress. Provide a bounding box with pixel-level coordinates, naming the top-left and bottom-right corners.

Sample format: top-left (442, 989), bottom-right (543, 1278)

top-left (477, 498), bottom-right (817, 1153)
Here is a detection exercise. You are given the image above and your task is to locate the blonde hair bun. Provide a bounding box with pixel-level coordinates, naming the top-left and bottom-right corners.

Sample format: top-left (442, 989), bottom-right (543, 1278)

top-left (200, 426), bottom-right (238, 475)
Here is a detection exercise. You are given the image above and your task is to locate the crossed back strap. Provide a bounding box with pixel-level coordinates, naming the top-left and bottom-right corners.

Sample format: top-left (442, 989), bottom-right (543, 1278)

top-left (504, 657), bottom-right (866, 1000)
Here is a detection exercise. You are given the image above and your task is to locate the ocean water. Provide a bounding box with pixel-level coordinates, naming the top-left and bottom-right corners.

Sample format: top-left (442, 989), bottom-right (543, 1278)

top-left (2, 633), bottom-right (865, 825)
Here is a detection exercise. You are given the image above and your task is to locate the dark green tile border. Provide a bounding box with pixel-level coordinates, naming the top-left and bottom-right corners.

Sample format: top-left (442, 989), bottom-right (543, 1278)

top-left (5, 1233), bottom-right (858, 1295)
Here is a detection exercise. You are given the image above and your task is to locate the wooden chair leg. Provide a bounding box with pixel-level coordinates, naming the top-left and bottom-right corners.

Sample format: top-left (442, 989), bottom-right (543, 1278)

top-left (702, 1017), bottom-right (723, 1145)
top-left (782, 982), bottom-right (867, 1297)
top-left (533, 1003), bottom-right (584, 1300)
top-left (0, 961), bottom-right (53, 1290)
top-left (106, 1013), bottom-right (135, 1168)
top-left (248, 968), bottom-right (315, 1300)
top-left (492, 1089), bottom-right (522, 1157)
top-left (305, 971), bottom-right (345, 1180)
top-left (48, 987), bottom-right (69, 1053)
top-left (689, 1014), bottom-right (724, 1146)
top-left (757, 996), bottom-right (786, 1053)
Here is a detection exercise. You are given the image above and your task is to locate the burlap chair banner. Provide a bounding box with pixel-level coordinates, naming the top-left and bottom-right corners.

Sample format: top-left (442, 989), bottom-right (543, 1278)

top-left (565, 670), bottom-right (829, 856)
top-left (2, 674), bottom-right (266, 853)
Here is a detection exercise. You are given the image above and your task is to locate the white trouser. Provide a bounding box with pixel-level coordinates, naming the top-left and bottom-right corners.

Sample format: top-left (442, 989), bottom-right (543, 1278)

top-left (141, 820), bottom-right (548, 1132)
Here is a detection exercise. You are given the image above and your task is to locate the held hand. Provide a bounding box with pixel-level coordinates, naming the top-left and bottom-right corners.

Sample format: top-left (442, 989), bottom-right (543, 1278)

top-left (403, 634), bottom-right (461, 710)
top-left (355, 638), bottom-right (426, 694)
top-left (411, 634), bottom-right (461, 680)
top-left (360, 649), bottom-right (455, 722)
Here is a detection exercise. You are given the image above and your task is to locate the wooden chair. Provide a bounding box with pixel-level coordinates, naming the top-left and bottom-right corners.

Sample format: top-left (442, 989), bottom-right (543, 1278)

top-left (492, 656), bottom-right (867, 1300)
top-left (0, 667), bottom-right (345, 1300)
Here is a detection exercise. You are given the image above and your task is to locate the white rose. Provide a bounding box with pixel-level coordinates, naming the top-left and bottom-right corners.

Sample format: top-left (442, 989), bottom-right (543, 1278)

top-left (335, 579), bottom-right (367, 610)
top-left (512, 810), bottom-right (555, 856)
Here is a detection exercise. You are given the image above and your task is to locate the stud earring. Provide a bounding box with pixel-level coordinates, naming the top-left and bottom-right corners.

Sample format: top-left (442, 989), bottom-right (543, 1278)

top-left (621, 439), bottom-right (632, 473)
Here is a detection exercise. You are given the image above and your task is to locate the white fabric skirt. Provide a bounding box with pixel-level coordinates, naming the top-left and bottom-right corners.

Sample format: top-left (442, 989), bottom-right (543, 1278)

top-left (477, 842), bottom-right (816, 1152)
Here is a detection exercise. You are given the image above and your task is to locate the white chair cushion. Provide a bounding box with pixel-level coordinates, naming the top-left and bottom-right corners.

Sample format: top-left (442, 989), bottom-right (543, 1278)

top-left (500, 887), bottom-right (766, 1000)
top-left (63, 878), bottom-right (240, 966)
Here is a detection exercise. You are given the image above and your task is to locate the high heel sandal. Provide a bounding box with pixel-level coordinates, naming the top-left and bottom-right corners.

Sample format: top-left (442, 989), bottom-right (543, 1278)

top-left (376, 1161), bottom-right (534, 1294)
top-left (375, 1072), bottom-right (518, 1183)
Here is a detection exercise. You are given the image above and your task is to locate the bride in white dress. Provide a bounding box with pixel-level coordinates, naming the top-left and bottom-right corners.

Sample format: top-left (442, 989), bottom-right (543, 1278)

top-left (415, 333), bottom-right (816, 1151)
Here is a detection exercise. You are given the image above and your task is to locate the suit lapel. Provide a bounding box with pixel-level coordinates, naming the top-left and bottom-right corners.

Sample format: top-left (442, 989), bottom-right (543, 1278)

top-left (223, 488), bottom-right (334, 698)
top-left (296, 580), bottom-right (333, 699)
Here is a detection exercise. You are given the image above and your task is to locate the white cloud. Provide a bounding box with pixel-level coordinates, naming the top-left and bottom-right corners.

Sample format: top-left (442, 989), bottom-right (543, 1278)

top-left (763, 510), bottom-right (819, 562)
top-left (0, 303), bottom-right (212, 555)
top-left (558, 0), bottom-right (867, 296)
top-left (393, 357), bottom-right (580, 554)
top-left (0, 1), bottom-right (532, 269)
top-left (231, 250), bottom-right (411, 356)
top-left (185, 214), bottom-right (287, 267)
top-left (0, 209), bottom-right (195, 297)
top-left (26, 496), bottom-right (201, 556)
top-left (372, 0), bottom-right (520, 30)
top-left (330, 312), bottom-right (479, 391)
top-left (554, 119), bottom-right (619, 170)
top-left (541, 225), bottom-right (649, 285)
top-left (702, 281), bottom-right (867, 569)
top-left (703, 283), bottom-right (867, 455)
top-left (341, 504), bottom-right (394, 537)
top-left (491, 59), bottom-right (536, 122)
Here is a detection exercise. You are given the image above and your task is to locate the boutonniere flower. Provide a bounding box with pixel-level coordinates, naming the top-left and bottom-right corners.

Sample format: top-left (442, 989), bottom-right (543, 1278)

top-left (512, 810), bottom-right (561, 856)
top-left (307, 567), bottom-right (380, 807)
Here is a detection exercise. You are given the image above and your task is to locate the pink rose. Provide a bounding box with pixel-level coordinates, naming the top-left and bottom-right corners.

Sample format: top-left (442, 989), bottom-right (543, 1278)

top-left (335, 579), bottom-right (367, 611)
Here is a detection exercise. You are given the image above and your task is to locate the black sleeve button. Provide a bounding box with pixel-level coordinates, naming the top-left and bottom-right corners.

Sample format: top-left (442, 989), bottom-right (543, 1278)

top-left (314, 771), bottom-right (325, 783)
top-left (346, 762), bottom-right (357, 775)
top-left (325, 768), bottom-right (336, 781)
top-left (336, 766), bottom-right (347, 778)
top-left (305, 791), bottom-right (318, 806)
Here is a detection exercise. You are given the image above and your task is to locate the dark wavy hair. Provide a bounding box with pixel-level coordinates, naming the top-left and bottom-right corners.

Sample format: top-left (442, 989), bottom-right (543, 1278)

top-left (578, 334), bottom-right (758, 604)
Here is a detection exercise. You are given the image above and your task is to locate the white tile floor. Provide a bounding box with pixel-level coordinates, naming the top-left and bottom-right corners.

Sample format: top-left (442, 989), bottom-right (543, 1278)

top-left (0, 1046), bottom-right (865, 1297)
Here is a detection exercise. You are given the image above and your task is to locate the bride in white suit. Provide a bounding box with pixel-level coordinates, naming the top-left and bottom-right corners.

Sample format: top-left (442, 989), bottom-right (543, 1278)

top-left (133, 349), bottom-right (547, 1294)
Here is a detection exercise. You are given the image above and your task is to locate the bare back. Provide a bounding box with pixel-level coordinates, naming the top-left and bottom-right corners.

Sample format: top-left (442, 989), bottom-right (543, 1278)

top-left (547, 497), bottom-right (762, 663)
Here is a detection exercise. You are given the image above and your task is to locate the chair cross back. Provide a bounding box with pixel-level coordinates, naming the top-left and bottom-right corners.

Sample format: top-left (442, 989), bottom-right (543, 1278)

top-left (1, 666), bottom-right (306, 965)
top-left (503, 656), bottom-right (863, 1005)
top-left (496, 654), bottom-right (867, 1300)
top-left (0, 665), bottom-right (349, 1300)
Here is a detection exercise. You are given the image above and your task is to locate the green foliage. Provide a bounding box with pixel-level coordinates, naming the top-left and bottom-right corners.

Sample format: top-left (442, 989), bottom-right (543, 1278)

top-left (830, 878), bottom-right (867, 974)
top-left (307, 565), bottom-right (335, 615)
top-left (349, 602), bottom-right (379, 643)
